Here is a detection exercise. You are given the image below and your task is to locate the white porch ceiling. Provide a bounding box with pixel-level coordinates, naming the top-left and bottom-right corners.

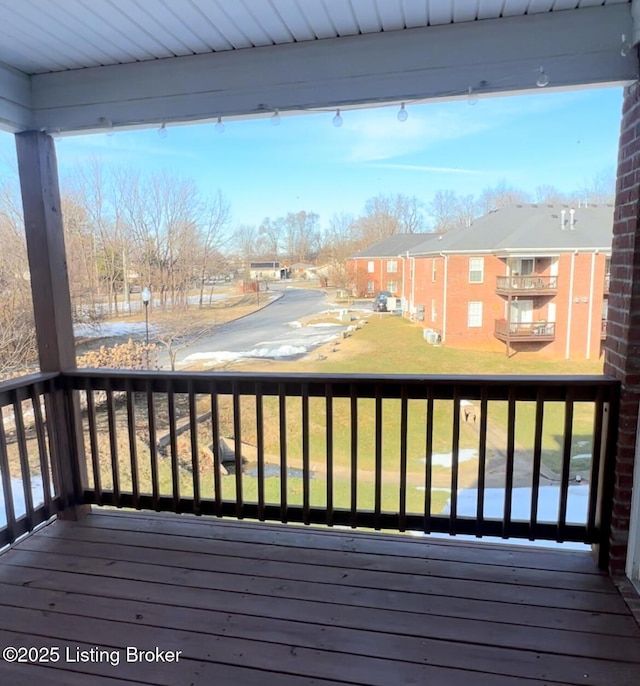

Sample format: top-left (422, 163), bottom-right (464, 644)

top-left (0, 0), bottom-right (631, 75)
top-left (0, 0), bottom-right (636, 134)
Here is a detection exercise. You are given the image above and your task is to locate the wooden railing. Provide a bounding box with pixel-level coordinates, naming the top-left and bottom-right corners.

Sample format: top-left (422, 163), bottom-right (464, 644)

top-left (0, 373), bottom-right (63, 548)
top-left (496, 275), bottom-right (558, 292)
top-left (58, 370), bottom-right (618, 556)
top-left (495, 320), bottom-right (556, 339)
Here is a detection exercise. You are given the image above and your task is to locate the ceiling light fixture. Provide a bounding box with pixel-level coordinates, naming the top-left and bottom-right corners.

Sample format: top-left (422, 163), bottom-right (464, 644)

top-left (332, 109), bottom-right (343, 127)
top-left (621, 33), bottom-right (632, 57)
top-left (215, 116), bottom-right (225, 133)
top-left (157, 122), bottom-right (168, 139)
top-left (397, 103), bottom-right (408, 122)
top-left (536, 67), bottom-right (549, 88)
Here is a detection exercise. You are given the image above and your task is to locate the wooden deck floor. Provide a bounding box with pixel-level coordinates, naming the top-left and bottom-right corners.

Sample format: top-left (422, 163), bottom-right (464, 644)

top-left (0, 511), bottom-right (638, 685)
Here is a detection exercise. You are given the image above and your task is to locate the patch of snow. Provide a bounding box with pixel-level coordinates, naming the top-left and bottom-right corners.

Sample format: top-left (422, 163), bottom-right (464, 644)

top-left (445, 485), bottom-right (589, 525)
top-left (287, 321), bottom-right (303, 328)
top-left (571, 453), bottom-right (592, 461)
top-left (184, 341), bottom-right (312, 367)
top-left (251, 345), bottom-right (307, 358)
top-left (0, 476), bottom-right (47, 526)
top-left (74, 321), bottom-right (156, 339)
top-left (418, 448), bottom-right (477, 467)
top-left (409, 485), bottom-right (591, 551)
top-left (307, 323), bottom-right (342, 328)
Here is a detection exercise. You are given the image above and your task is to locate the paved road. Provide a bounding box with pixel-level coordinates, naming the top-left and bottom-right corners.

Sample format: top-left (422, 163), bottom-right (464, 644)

top-left (174, 287), bottom-right (342, 367)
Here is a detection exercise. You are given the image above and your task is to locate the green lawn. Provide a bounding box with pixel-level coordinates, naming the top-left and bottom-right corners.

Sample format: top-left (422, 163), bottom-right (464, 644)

top-left (79, 316), bottom-right (604, 520)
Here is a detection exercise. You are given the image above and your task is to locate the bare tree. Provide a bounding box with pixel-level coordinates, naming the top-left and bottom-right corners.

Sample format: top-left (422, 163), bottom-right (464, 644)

top-left (354, 193), bottom-right (426, 243)
top-left (534, 184), bottom-right (568, 205)
top-left (233, 224), bottom-right (259, 276)
top-left (281, 211), bottom-right (320, 263)
top-left (256, 217), bottom-right (281, 262)
top-left (575, 168), bottom-right (616, 205)
top-left (478, 180), bottom-right (530, 214)
top-left (323, 213), bottom-right (360, 289)
top-left (197, 191), bottom-right (231, 307)
top-left (155, 318), bottom-right (216, 371)
top-left (0, 178), bottom-right (38, 375)
top-left (430, 190), bottom-right (460, 233)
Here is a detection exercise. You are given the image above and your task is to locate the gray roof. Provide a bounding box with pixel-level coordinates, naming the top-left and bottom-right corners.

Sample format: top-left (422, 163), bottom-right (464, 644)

top-left (410, 204), bottom-right (614, 255)
top-left (350, 232), bottom-right (437, 259)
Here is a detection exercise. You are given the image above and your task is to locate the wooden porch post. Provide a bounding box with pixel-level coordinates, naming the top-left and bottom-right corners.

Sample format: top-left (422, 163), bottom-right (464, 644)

top-left (603, 76), bottom-right (640, 575)
top-left (14, 131), bottom-right (88, 519)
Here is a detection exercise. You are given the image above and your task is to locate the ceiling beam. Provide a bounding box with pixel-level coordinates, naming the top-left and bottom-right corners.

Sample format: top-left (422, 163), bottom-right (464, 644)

top-left (0, 62), bottom-right (32, 132)
top-left (25, 3), bottom-right (637, 134)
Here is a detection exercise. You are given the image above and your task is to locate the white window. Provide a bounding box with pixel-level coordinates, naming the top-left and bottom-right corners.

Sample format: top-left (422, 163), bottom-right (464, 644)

top-left (469, 257), bottom-right (484, 284)
top-left (367, 261), bottom-right (375, 273)
top-left (467, 301), bottom-right (483, 328)
top-left (431, 299), bottom-right (437, 322)
top-left (386, 260), bottom-right (398, 273)
top-left (548, 303), bottom-right (556, 323)
top-left (367, 281), bottom-right (375, 293)
top-left (386, 280), bottom-right (398, 294)
top-left (432, 259), bottom-right (437, 282)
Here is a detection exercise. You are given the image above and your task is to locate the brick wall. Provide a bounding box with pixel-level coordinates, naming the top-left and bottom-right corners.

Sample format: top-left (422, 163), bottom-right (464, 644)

top-left (348, 257), bottom-right (405, 297)
top-left (409, 252), bottom-right (608, 358)
top-left (603, 81), bottom-right (640, 574)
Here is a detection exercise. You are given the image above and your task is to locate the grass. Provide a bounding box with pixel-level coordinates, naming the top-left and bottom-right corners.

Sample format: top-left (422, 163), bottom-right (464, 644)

top-left (214, 315), bottom-right (604, 479)
top-left (7, 313), bottom-right (604, 524)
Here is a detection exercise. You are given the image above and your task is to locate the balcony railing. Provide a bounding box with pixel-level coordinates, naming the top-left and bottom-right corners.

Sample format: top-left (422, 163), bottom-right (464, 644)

top-left (601, 320), bottom-right (608, 338)
top-left (496, 275), bottom-right (558, 295)
top-left (494, 319), bottom-right (556, 341)
top-left (0, 370), bottom-right (619, 566)
top-left (604, 274), bottom-right (610, 294)
top-left (0, 373), bottom-right (63, 548)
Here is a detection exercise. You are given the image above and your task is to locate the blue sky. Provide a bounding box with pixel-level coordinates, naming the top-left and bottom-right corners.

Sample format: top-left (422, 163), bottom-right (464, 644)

top-left (0, 86), bottom-right (624, 230)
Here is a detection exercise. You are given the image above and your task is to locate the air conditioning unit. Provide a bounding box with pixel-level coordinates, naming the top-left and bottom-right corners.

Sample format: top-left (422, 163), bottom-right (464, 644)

top-left (423, 329), bottom-right (440, 344)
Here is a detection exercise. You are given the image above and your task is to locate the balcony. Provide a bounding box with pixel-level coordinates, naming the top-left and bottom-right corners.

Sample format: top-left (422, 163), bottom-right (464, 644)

top-left (494, 319), bottom-right (556, 342)
top-left (496, 275), bottom-right (558, 296)
top-left (0, 369), bottom-right (636, 684)
top-left (602, 319), bottom-right (608, 339)
top-left (1, 510), bottom-right (639, 685)
top-left (604, 274), bottom-right (610, 294)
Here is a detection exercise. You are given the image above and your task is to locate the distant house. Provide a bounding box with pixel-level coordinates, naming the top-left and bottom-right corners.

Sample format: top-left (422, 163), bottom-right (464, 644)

top-left (289, 262), bottom-right (317, 278)
top-left (248, 261), bottom-right (288, 280)
top-left (347, 204), bottom-right (612, 360)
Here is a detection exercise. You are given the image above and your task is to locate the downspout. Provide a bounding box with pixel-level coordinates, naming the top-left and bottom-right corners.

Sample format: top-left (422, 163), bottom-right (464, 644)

top-left (440, 253), bottom-right (448, 342)
top-left (566, 251), bottom-right (577, 360)
top-left (400, 254), bottom-right (405, 313)
top-left (586, 250), bottom-right (596, 360)
top-left (410, 256), bottom-right (416, 316)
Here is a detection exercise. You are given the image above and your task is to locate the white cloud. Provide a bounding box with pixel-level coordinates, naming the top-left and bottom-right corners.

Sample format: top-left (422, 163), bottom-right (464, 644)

top-left (335, 91), bottom-right (583, 164)
top-left (368, 163), bottom-right (483, 174)
top-left (56, 131), bottom-right (198, 167)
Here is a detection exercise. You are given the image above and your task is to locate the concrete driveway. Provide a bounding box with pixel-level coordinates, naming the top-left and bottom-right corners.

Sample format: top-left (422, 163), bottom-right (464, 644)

top-left (174, 287), bottom-right (345, 367)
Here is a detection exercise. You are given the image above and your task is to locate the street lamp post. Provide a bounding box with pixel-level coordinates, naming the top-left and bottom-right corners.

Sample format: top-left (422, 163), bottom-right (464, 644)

top-left (141, 286), bottom-right (151, 367)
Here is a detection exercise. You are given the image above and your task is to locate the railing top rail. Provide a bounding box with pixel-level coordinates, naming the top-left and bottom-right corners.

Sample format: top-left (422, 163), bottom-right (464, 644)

top-left (495, 275), bottom-right (558, 291)
top-left (0, 372), bottom-right (60, 406)
top-left (62, 369), bottom-right (619, 402)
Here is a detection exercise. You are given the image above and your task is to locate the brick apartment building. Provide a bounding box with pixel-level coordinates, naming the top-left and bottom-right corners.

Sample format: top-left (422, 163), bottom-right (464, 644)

top-left (348, 204), bottom-right (613, 359)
